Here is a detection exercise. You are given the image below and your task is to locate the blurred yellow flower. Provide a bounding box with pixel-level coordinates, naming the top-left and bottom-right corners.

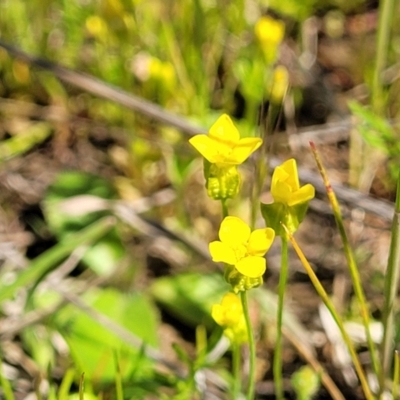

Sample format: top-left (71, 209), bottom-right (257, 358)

top-left (255, 16), bottom-right (285, 63)
top-left (255, 16), bottom-right (285, 47)
top-left (209, 216), bottom-right (275, 278)
top-left (270, 65), bottom-right (289, 104)
top-left (189, 114), bottom-right (262, 166)
top-left (86, 15), bottom-right (108, 38)
top-left (211, 292), bottom-right (248, 343)
top-left (271, 159), bottom-right (315, 206)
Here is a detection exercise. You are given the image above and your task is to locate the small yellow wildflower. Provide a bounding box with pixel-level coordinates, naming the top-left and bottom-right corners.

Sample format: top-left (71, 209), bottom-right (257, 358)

top-left (86, 15), bottom-right (108, 39)
top-left (255, 16), bottom-right (285, 47)
top-left (271, 159), bottom-right (315, 206)
top-left (211, 292), bottom-right (248, 344)
top-left (190, 114), bottom-right (262, 200)
top-left (189, 114), bottom-right (262, 166)
top-left (254, 16), bottom-right (285, 63)
top-left (209, 216), bottom-right (275, 279)
top-left (270, 65), bottom-right (289, 104)
top-left (261, 158), bottom-right (315, 236)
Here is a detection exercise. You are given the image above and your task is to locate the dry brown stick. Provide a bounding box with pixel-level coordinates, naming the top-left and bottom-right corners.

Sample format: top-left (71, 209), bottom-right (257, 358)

top-left (0, 40), bottom-right (394, 222)
top-left (0, 40), bottom-right (204, 137)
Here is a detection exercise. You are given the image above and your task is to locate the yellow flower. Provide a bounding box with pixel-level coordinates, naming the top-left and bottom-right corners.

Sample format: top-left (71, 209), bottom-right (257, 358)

top-left (209, 216), bottom-right (275, 278)
top-left (254, 16), bottom-right (285, 64)
top-left (189, 114), bottom-right (262, 166)
top-left (211, 292), bottom-right (248, 343)
top-left (270, 65), bottom-right (289, 104)
top-left (271, 159), bottom-right (315, 206)
top-left (255, 16), bottom-right (285, 48)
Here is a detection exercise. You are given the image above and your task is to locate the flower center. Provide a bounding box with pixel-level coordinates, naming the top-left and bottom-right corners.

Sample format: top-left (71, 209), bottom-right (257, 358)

top-left (233, 243), bottom-right (247, 262)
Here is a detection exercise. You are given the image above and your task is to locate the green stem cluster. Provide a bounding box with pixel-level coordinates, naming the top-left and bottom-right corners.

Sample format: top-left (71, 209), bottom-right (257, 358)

top-left (311, 143), bottom-right (380, 380)
top-left (380, 171), bottom-right (400, 392)
top-left (371, 0), bottom-right (395, 115)
top-left (284, 225), bottom-right (374, 400)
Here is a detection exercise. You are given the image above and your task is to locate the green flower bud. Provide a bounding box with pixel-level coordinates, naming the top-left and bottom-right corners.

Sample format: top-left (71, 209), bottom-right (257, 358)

top-left (224, 264), bottom-right (264, 293)
top-left (204, 161), bottom-right (241, 200)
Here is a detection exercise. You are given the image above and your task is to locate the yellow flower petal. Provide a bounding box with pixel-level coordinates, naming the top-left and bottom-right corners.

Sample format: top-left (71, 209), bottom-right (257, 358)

top-left (208, 114), bottom-right (240, 143)
top-left (271, 158), bottom-right (314, 206)
top-left (219, 216), bottom-right (251, 246)
top-left (287, 184), bottom-right (315, 206)
top-left (271, 180), bottom-right (292, 204)
top-left (212, 293), bottom-right (243, 327)
top-left (209, 241), bottom-right (237, 265)
top-left (235, 256), bottom-right (266, 278)
top-left (279, 158), bottom-right (299, 190)
top-left (247, 228), bottom-right (275, 256)
top-left (188, 135), bottom-right (220, 163)
top-left (228, 138), bottom-right (263, 164)
top-left (190, 114), bottom-right (262, 167)
top-left (211, 304), bottom-right (224, 325)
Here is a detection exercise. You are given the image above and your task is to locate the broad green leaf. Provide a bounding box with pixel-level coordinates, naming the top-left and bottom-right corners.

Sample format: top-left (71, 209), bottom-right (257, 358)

top-left (54, 288), bottom-right (159, 382)
top-left (43, 171), bottom-right (125, 275)
top-left (0, 217), bottom-right (114, 303)
top-left (150, 273), bottom-right (228, 329)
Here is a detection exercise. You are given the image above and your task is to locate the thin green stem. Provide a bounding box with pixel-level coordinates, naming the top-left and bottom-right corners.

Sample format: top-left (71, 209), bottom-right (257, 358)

top-left (251, 146), bottom-right (267, 231)
top-left (283, 225), bottom-right (374, 400)
top-left (221, 199), bottom-right (229, 219)
top-left (79, 373), bottom-right (85, 400)
top-left (392, 350), bottom-right (400, 400)
top-left (0, 358), bottom-right (15, 400)
top-left (273, 236), bottom-right (288, 400)
top-left (371, 0), bottom-right (395, 115)
top-left (232, 342), bottom-right (241, 399)
top-left (310, 142), bottom-right (380, 380)
top-left (379, 170), bottom-right (400, 393)
top-left (240, 291), bottom-right (256, 400)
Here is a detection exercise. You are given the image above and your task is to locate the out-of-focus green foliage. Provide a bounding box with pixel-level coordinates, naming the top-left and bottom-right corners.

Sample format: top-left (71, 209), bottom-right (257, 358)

top-left (43, 171), bottom-right (125, 275)
top-left (54, 288), bottom-right (159, 382)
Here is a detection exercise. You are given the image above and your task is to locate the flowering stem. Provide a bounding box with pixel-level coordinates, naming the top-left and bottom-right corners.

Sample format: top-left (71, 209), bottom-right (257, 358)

top-left (273, 235), bottom-right (288, 400)
top-left (221, 199), bottom-right (229, 219)
top-left (379, 170), bottom-right (400, 394)
top-left (283, 224), bottom-right (374, 400)
top-left (232, 342), bottom-right (241, 399)
top-left (372, 0), bottom-right (395, 115)
top-left (240, 291), bottom-right (256, 400)
top-left (392, 351), bottom-right (400, 400)
top-left (310, 142), bottom-right (380, 380)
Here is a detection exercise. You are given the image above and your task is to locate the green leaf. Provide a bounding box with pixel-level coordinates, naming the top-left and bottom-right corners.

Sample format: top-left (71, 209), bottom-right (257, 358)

top-left (0, 122), bottom-right (52, 162)
top-left (150, 273), bottom-right (228, 329)
top-left (54, 288), bottom-right (159, 382)
top-left (43, 171), bottom-right (125, 275)
top-left (0, 217), bottom-right (114, 303)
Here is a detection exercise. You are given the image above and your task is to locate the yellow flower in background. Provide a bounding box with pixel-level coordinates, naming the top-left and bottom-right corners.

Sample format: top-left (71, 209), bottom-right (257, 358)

top-left (86, 15), bottom-right (108, 39)
top-left (270, 65), bottom-right (289, 104)
top-left (271, 159), bottom-right (315, 206)
top-left (255, 16), bottom-right (285, 48)
top-left (212, 292), bottom-right (248, 343)
top-left (189, 114), bottom-right (262, 166)
top-left (209, 216), bottom-right (275, 278)
top-left (254, 16), bottom-right (285, 64)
